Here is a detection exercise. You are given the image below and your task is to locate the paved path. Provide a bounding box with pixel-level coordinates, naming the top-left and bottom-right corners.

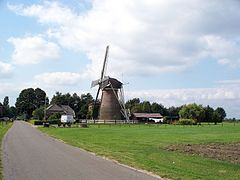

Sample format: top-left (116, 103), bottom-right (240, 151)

top-left (2, 121), bottom-right (160, 180)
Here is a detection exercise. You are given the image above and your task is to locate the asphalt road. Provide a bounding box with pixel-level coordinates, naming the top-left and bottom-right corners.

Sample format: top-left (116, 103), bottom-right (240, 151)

top-left (2, 121), bottom-right (160, 180)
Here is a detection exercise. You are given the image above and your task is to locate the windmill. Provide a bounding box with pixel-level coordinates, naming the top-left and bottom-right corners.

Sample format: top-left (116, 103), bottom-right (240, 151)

top-left (91, 46), bottom-right (129, 122)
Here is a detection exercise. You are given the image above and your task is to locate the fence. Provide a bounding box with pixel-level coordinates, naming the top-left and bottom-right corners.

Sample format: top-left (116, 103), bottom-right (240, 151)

top-left (79, 119), bottom-right (137, 124)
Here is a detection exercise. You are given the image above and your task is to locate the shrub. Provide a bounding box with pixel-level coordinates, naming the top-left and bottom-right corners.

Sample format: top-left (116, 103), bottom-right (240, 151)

top-left (48, 113), bottom-right (61, 120)
top-left (47, 119), bottom-right (61, 125)
top-left (34, 120), bottom-right (43, 125)
top-left (178, 119), bottom-right (196, 125)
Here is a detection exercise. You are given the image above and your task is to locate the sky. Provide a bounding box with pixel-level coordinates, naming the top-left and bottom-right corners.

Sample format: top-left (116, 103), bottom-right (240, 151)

top-left (0, 0), bottom-right (240, 118)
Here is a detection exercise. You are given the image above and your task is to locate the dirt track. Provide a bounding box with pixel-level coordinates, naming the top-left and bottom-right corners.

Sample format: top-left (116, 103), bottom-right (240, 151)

top-left (166, 143), bottom-right (240, 164)
top-left (2, 121), bottom-right (160, 180)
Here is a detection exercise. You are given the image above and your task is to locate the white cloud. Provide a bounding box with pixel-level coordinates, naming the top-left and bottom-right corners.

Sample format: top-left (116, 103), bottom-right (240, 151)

top-left (8, 1), bottom-right (75, 25)
top-left (34, 72), bottom-right (84, 86)
top-left (8, 35), bottom-right (60, 65)
top-left (0, 83), bottom-right (19, 105)
top-left (127, 88), bottom-right (240, 105)
top-left (216, 79), bottom-right (240, 85)
top-left (0, 61), bottom-right (13, 78)
top-left (9, 0), bottom-right (240, 78)
top-left (204, 35), bottom-right (240, 68)
top-left (0, 82), bottom-right (15, 94)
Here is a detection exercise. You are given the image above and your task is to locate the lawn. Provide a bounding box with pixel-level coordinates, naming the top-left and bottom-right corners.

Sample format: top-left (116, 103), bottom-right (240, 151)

top-left (0, 122), bottom-right (12, 179)
top-left (40, 123), bottom-right (240, 180)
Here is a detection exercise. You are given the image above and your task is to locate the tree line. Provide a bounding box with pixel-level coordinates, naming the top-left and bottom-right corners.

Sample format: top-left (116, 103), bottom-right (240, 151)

top-left (0, 96), bottom-right (17, 118)
top-left (12, 88), bottom-right (94, 120)
top-left (0, 88), bottom-right (227, 124)
top-left (125, 98), bottom-right (226, 124)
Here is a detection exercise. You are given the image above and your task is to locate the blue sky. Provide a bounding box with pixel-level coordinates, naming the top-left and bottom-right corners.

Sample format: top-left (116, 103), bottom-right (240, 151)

top-left (0, 0), bottom-right (240, 118)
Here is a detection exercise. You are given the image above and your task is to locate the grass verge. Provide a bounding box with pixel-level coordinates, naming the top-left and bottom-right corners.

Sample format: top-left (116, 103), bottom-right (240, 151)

top-left (39, 123), bottom-right (240, 180)
top-left (0, 122), bottom-right (12, 179)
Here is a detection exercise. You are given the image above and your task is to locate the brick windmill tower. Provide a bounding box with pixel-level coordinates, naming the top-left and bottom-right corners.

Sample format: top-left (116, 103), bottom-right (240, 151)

top-left (91, 46), bottom-right (129, 121)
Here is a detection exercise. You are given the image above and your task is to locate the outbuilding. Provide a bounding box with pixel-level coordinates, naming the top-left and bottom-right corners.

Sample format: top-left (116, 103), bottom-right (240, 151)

top-left (46, 104), bottom-right (75, 118)
top-left (132, 113), bottom-right (163, 123)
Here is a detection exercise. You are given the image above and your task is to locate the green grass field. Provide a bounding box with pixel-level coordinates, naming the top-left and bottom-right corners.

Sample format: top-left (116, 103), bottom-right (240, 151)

top-left (0, 122), bottom-right (12, 179)
top-left (40, 123), bottom-right (240, 180)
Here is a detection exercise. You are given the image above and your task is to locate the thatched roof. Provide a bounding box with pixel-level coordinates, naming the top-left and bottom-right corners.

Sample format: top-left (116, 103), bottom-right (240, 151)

top-left (46, 104), bottom-right (75, 117)
top-left (133, 113), bottom-right (163, 118)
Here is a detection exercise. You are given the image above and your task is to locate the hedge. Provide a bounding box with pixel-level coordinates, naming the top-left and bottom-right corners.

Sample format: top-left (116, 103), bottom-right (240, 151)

top-left (178, 119), bottom-right (196, 125)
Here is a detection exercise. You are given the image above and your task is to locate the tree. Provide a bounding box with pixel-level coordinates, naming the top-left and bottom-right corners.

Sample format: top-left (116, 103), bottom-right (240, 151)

top-left (213, 107), bottom-right (226, 124)
top-left (151, 103), bottom-right (168, 116)
top-left (78, 93), bottom-right (93, 119)
top-left (69, 93), bottom-right (81, 114)
top-left (8, 106), bottom-right (17, 118)
top-left (215, 107), bottom-right (226, 120)
top-left (34, 88), bottom-right (47, 107)
top-left (179, 103), bottom-right (205, 124)
top-left (50, 92), bottom-right (94, 119)
top-left (51, 92), bottom-right (71, 105)
top-left (126, 98), bottom-right (140, 112)
top-left (2, 96), bottom-right (10, 117)
top-left (167, 106), bottom-right (182, 117)
top-left (204, 105), bottom-right (214, 122)
top-left (131, 104), bottom-right (143, 113)
top-left (32, 106), bottom-right (44, 120)
top-left (15, 88), bottom-right (47, 119)
top-left (3, 96), bottom-right (9, 108)
top-left (142, 101), bottom-right (151, 113)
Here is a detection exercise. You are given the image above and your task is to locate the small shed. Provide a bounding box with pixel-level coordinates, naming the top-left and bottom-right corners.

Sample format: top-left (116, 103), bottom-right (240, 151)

top-left (46, 104), bottom-right (75, 118)
top-left (132, 113), bottom-right (163, 123)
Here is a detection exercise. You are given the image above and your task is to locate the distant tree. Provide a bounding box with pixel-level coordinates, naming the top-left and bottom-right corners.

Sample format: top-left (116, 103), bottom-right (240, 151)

top-left (8, 106), bottom-right (17, 118)
top-left (34, 88), bottom-right (47, 107)
top-left (32, 106), bottom-right (44, 120)
top-left (51, 92), bottom-right (94, 119)
top-left (69, 93), bottom-right (81, 114)
top-left (142, 101), bottom-right (151, 113)
top-left (179, 103), bottom-right (205, 124)
top-left (78, 105), bottom-right (88, 119)
top-left (3, 96), bottom-right (9, 108)
top-left (125, 98), bottom-right (140, 112)
top-left (51, 92), bottom-right (71, 105)
top-left (78, 93), bottom-right (93, 119)
top-left (151, 103), bottom-right (168, 116)
top-left (204, 105), bottom-right (214, 122)
top-left (167, 106), bottom-right (182, 116)
top-left (15, 88), bottom-right (47, 119)
top-left (151, 102), bottom-right (161, 113)
top-left (215, 107), bottom-right (226, 120)
top-left (131, 104), bottom-right (143, 113)
top-left (2, 96), bottom-right (10, 117)
top-left (213, 107), bottom-right (226, 124)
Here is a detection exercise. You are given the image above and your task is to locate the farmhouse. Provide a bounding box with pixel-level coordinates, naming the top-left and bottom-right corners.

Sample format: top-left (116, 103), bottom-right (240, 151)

top-left (46, 104), bottom-right (75, 118)
top-left (132, 113), bottom-right (163, 123)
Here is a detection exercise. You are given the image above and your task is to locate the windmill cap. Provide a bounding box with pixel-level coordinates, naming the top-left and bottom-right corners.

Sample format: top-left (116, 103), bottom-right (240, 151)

top-left (104, 77), bottom-right (122, 89)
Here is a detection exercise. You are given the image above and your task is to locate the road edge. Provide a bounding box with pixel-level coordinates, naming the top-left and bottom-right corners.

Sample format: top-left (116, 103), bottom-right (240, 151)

top-left (1, 122), bottom-right (13, 180)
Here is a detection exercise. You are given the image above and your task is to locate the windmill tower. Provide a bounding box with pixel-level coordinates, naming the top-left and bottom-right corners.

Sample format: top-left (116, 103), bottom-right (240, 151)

top-left (91, 46), bottom-right (129, 121)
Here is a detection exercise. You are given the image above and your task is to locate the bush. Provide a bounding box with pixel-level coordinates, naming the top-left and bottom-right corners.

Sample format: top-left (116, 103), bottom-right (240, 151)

top-left (33, 119), bottom-right (60, 125)
top-left (47, 119), bottom-right (61, 125)
top-left (34, 120), bottom-right (43, 125)
top-left (48, 113), bottom-right (61, 120)
top-left (178, 119), bottom-right (196, 125)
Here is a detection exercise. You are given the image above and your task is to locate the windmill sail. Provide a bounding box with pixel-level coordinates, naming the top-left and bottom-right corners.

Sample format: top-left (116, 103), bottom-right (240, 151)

top-left (91, 79), bottom-right (100, 88)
